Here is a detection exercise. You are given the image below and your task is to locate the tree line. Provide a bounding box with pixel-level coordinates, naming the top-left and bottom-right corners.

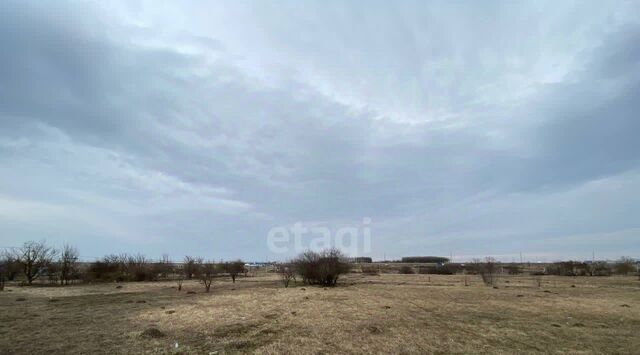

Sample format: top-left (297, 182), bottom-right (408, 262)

top-left (0, 241), bottom-right (353, 293)
top-left (0, 240), bottom-right (246, 292)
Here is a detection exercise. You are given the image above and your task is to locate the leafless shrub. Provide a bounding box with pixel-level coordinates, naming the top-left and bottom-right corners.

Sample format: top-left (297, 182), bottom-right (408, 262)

top-left (85, 253), bottom-right (155, 282)
top-left (293, 248), bottom-right (350, 287)
top-left (504, 264), bottom-right (522, 275)
top-left (126, 254), bottom-right (155, 282)
top-left (183, 256), bottom-right (203, 280)
top-left (614, 257), bottom-right (636, 275)
top-left (546, 261), bottom-right (589, 276)
top-left (85, 254), bottom-right (122, 282)
top-left (199, 261), bottom-right (217, 292)
top-left (222, 260), bottom-right (245, 283)
top-left (13, 241), bottom-right (57, 285)
top-left (473, 257), bottom-right (498, 287)
top-left (0, 254), bottom-right (7, 291)
top-left (172, 264), bottom-right (184, 291)
top-left (361, 265), bottom-right (380, 275)
top-left (277, 263), bottom-right (296, 287)
top-left (47, 262), bottom-right (60, 284)
top-left (398, 265), bottom-right (415, 274)
top-left (0, 253), bottom-right (19, 282)
top-left (589, 261), bottom-right (611, 276)
top-left (56, 244), bottom-right (79, 285)
top-left (418, 264), bottom-right (458, 275)
top-left (153, 254), bottom-right (172, 280)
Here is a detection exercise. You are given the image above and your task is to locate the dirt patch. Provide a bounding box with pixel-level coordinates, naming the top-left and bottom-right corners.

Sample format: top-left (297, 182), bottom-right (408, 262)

top-left (214, 322), bottom-right (262, 338)
top-left (362, 323), bottom-right (384, 334)
top-left (140, 327), bottom-right (165, 339)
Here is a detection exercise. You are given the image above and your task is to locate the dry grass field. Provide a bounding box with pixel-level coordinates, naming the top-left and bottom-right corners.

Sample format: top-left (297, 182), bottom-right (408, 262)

top-left (1, 273), bottom-right (638, 354)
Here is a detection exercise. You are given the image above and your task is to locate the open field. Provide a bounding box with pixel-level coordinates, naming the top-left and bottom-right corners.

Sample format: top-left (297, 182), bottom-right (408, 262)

top-left (1, 274), bottom-right (639, 354)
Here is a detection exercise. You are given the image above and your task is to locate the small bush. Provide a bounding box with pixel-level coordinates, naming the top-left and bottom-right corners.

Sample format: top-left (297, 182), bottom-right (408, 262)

top-left (546, 261), bottom-right (589, 276)
top-left (590, 262), bottom-right (611, 276)
top-left (84, 254), bottom-right (157, 282)
top-left (222, 260), bottom-right (246, 283)
top-left (504, 265), bottom-right (522, 275)
top-left (418, 264), bottom-right (459, 275)
top-left (473, 257), bottom-right (498, 286)
top-left (277, 263), bottom-right (296, 287)
top-left (398, 265), bottom-right (415, 274)
top-left (199, 261), bottom-right (217, 292)
top-left (361, 265), bottom-right (380, 275)
top-left (183, 256), bottom-right (203, 280)
top-left (614, 257), bottom-right (636, 275)
top-left (293, 248), bottom-right (350, 287)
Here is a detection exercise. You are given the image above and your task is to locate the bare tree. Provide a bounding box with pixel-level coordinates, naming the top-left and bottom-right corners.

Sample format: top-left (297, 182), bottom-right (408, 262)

top-left (278, 263), bottom-right (296, 288)
top-left (183, 256), bottom-right (203, 280)
top-left (477, 257), bottom-right (497, 287)
top-left (223, 260), bottom-right (245, 283)
top-left (125, 254), bottom-right (154, 281)
top-left (614, 257), bottom-right (636, 275)
top-left (0, 253), bottom-right (7, 291)
top-left (468, 258), bottom-right (483, 275)
top-left (154, 254), bottom-right (172, 279)
top-left (173, 264), bottom-right (184, 291)
top-left (199, 261), bottom-right (217, 292)
top-left (47, 262), bottom-right (60, 284)
top-left (1, 253), bottom-right (19, 281)
top-left (14, 241), bottom-right (57, 285)
top-left (57, 244), bottom-right (79, 285)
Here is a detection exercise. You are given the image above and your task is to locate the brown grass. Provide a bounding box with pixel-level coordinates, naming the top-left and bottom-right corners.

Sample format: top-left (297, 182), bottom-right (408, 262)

top-left (1, 273), bottom-right (638, 354)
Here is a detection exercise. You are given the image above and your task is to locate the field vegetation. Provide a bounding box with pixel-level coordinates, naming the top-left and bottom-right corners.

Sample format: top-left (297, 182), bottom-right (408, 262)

top-left (1, 241), bottom-right (639, 354)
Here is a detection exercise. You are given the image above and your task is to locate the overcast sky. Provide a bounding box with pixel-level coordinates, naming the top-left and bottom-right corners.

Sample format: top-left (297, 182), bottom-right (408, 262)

top-left (1, 1), bottom-right (639, 262)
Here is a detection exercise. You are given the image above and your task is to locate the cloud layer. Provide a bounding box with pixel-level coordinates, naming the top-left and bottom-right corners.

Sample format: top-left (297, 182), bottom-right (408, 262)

top-left (1, 1), bottom-right (639, 261)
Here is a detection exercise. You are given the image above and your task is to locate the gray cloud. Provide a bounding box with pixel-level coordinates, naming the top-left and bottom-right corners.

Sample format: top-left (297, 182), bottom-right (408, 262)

top-left (1, 1), bottom-right (639, 261)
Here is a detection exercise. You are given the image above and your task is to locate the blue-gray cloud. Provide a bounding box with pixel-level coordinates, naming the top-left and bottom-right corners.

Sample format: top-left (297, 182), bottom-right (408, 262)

top-left (1, 0), bottom-right (639, 261)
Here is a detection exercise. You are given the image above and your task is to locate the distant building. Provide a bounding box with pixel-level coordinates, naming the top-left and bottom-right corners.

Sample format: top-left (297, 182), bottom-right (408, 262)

top-left (349, 257), bottom-right (373, 263)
